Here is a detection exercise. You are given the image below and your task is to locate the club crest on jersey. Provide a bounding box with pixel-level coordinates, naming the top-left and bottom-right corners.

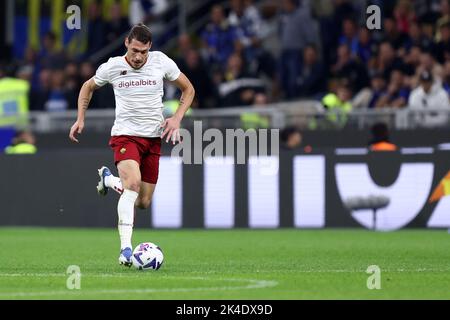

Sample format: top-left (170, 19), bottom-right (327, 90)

top-left (120, 147), bottom-right (126, 154)
top-left (120, 70), bottom-right (127, 75)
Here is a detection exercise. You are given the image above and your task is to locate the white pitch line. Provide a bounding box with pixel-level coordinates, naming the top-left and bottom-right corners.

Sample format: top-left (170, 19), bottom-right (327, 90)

top-left (1, 267), bottom-right (448, 297)
top-left (0, 277), bottom-right (278, 298)
top-left (0, 267), bottom-right (449, 278)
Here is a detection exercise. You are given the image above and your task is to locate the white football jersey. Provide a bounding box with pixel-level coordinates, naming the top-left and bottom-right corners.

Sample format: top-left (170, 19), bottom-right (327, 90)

top-left (93, 51), bottom-right (181, 137)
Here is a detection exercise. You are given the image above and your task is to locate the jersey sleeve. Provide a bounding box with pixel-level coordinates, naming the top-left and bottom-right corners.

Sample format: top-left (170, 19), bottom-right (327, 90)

top-left (161, 53), bottom-right (181, 81)
top-left (93, 60), bottom-right (110, 87)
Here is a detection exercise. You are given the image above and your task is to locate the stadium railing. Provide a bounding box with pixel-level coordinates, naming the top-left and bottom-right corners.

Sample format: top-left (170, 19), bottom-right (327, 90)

top-left (21, 100), bottom-right (450, 133)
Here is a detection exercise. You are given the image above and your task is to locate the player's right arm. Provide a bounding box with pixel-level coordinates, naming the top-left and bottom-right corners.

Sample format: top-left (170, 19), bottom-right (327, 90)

top-left (69, 78), bottom-right (99, 143)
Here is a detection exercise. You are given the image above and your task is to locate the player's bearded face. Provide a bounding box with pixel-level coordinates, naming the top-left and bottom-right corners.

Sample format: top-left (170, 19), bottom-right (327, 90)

top-left (126, 39), bottom-right (151, 69)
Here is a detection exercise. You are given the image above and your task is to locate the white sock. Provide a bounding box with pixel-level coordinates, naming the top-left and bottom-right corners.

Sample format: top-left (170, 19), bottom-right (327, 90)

top-left (117, 189), bottom-right (138, 250)
top-left (105, 174), bottom-right (124, 195)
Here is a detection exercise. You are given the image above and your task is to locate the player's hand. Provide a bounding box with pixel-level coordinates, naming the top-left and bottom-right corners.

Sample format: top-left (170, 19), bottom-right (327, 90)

top-left (69, 120), bottom-right (84, 143)
top-left (161, 117), bottom-right (181, 145)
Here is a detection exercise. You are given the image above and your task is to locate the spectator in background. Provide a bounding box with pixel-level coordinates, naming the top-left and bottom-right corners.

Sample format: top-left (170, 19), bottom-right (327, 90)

top-left (332, 0), bottom-right (356, 21)
top-left (0, 66), bottom-right (30, 128)
top-left (30, 69), bottom-right (51, 111)
top-left (442, 59), bottom-right (450, 93)
top-left (37, 32), bottom-right (67, 70)
top-left (229, 0), bottom-right (250, 45)
top-left (369, 122), bottom-right (397, 151)
top-left (179, 49), bottom-right (217, 109)
top-left (240, 93), bottom-right (270, 129)
top-left (280, 126), bottom-right (303, 150)
top-left (420, 20), bottom-right (438, 53)
top-left (318, 0), bottom-right (356, 68)
top-left (297, 44), bottom-right (326, 97)
top-left (201, 5), bottom-right (238, 68)
top-left (22, 47), bottom-right (39, 89)
top-left (375, 69), bottom-right (410, 108)
top-left (402, 21), bottom-right (430, 52)
top-left (435, 22), bottom-right (450, 63)
top-left (4, 130), bottom-right (37, 154)
top-left (129, 0), bottom-right (169, 25)
top-left (64, 62), bottom-right (80, 87)
top-left (241, 0), bottom-right (267, 41)
top-left (394, 0), bottom-right (416, 35)
top-left (322, 82), bottom-right (353, 127)
top-left (218, 53), bottom-right (265, 107)
top-left (80, 62), bottom-right (95, 83)
top-left (411, 0), bottom-right (440, 23)
top-left (339, 18), bottom-right (359, 56)
top-left (44, 70), bottom-right (69, 112)
top-left (411, 50), bottom-right (444, 87)
top-left (331, 43), bottom-right (369, 94)
top-left (16, 65), bottom-right (33, 83)
top-left (356, 27), bottom-right (376, 65)
top-left (174, 33), bottom-right (194, 65)
top-left (279, 0), bottom-right (317, 99)
top-left (372, 41), bottom-right (405, 80)
top-left (436, 0), bottom-right (450, 41)
top-left (368, 73), bottom-right (387, 109)
top-left (228, 0), bottom-right (276, 78)
top-left (408, 70), bottom-right (450, 127)
top-left (402, 45), bottom-right (422, 76)
top-left (382, 16), bottom-right (409, 51)
top-left (106, 1), bottom-right (130, 57)
top-left (257, 1), bottom-right (281, 59)
top-left (253, 92), bottom-right (268, 106)
top-left (86, 1), bottom-right (107, 57)
top-left (64, 62), bottom-right (80, 110)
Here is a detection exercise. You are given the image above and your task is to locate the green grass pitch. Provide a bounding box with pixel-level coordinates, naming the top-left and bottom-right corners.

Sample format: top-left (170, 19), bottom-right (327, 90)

top-left (0, 228), bottom-right (449, 299)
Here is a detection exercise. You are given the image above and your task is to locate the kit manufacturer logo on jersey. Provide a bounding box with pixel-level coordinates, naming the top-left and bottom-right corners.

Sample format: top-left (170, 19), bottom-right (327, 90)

top-left (120, 70), bottom-right (127, 75)
top-left (120, 148), bottom-right (126, 154)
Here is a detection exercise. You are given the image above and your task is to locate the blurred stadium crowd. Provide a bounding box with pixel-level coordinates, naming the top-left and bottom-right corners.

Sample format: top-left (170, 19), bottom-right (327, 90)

top-left (2, 0), bottom-right (450, 127)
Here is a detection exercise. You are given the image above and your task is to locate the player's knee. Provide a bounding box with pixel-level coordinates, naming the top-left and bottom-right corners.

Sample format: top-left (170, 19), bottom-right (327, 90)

top-left (125, 181), bottom-right (141, 193)
top-left (137, 198), bottom-right (151, 209)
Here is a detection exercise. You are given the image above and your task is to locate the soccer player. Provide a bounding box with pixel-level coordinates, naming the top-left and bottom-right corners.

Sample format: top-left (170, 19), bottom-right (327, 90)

top-left (69, 24), bottom-right (195, 266)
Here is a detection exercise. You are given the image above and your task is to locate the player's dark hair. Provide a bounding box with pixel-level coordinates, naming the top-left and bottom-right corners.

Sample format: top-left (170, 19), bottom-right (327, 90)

top-left (127, 23), bottom-right (152, 44)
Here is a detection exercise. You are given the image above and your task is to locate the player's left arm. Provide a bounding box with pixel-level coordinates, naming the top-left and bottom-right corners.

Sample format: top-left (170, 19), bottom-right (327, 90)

top-left (161, 73), bottom-right (195, 144)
